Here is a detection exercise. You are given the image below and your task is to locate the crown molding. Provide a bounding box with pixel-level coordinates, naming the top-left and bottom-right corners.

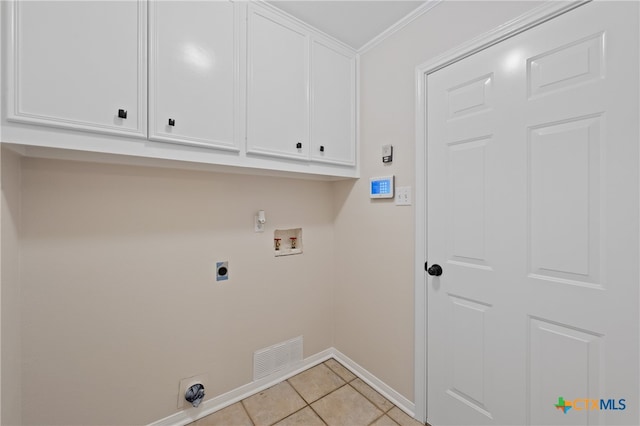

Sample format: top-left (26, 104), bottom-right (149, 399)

top-left (358, 0), bottom-right (443, 55)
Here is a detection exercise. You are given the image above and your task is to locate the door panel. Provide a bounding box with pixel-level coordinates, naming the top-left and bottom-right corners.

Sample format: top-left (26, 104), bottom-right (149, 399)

top-left (449, 295), bottom-right (491, 412)
top-left (447, 74), bottom-right (493, 119)
top-left (449, 138), bottom-right (488, 263)
top-left (529, 318), bottom-right (602, 426)
top-left (427, 2), bottom-right (639, 425)
top-left (527, 34), bottom-right (604, 99)
top-left (529, 117), bottom-right (602, 286)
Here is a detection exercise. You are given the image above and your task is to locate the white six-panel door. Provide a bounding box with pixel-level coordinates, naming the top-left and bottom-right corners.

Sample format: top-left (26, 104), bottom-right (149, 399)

top-left (427, 2), bottom-right (639, 425)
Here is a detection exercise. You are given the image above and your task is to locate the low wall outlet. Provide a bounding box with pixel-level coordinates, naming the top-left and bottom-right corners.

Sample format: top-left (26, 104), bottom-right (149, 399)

top-left (216, 261), bottom-right (229, 281)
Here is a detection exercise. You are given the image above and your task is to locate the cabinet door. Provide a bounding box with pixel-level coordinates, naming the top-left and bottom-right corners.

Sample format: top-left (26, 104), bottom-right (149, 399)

top-left (149, 1), bottom-right (240, 151)
top-left (7, 1), bottom-right (146, 137)
top-left (310, 39), bottom-right (356, 165)
top-left (247, 5), bottom-right (309, 160)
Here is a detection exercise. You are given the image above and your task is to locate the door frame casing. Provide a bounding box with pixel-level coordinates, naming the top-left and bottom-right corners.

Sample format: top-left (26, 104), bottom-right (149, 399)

top-left (412, 1), bottom-right (589, 422)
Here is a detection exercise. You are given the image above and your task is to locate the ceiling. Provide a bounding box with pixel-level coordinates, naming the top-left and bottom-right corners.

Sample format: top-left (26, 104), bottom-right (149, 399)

top-left (267, 1), bottom-right (428, 50)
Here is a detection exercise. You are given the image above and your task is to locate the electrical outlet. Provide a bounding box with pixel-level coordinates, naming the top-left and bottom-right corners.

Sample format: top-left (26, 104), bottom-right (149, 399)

top-left (255, 216), bottom-right (265, 232)
top-left (395, 186), bottom-right (412, 206)
top-left (255, 214), bottom-right (265, 233)
top-left (216, 261), bottom-right (229, 281)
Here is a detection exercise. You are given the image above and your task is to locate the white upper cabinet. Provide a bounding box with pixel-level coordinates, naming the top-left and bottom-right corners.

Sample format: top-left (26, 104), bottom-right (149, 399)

top-left (310, 39), bottom-right (356, 165)
top-left (149, 1), bottom-right (241, 151)
top-left (246, 5), bottom-right (310, 160)
top-left (7, 1), bottom-right (147, 137)
top-left (246, 4), bottom-right (356, 165)
top-left (2, 1), bottom-right (358, 178)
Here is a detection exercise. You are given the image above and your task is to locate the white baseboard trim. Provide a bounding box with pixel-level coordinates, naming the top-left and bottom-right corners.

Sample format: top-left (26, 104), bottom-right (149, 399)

top-left (331, 348), bottom-right (416, 418)
top-left (149, 347), bottom-right (415, 426)
top-left (150, 349), bottom-right (333, 426)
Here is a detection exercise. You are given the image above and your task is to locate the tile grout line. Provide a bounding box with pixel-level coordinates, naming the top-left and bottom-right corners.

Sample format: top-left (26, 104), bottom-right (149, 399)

top-left (286, 369), bottom-right (337, 405)
top-left (324, 359), bottom-right (358, 384)
top-left (351, 379), bottom-right (396, 414)
top-left (268, 404), bottom-right (326, 426)
top-left (311, 381), bottom-right (397, 426)
top-left (282, 375), bottom-right (325, 426)
top-left (320, 359), bottom-right (403, 424)
top-left (239, 398), bottom-right (257, 426)
top-left (344, 382), bottom-right (396, 420)
top-left (264, 380), bottom-right (308, 426)
top-left (308, 381), bottom-right (352, 419)
top-left (289, 362), bottom-right (347, 404)
top-left (368, 411), bottom-right (400, 426)
top-left (307, 403), bottom-right (329, 426)
top-left (286, 361), bottom-right (348, 426)
top-left (329, 359), bottom-right (397, 415)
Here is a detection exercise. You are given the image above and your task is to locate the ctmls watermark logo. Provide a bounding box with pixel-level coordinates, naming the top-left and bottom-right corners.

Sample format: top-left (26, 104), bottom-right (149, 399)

top-left (555, 396), bottom-right (626, 414)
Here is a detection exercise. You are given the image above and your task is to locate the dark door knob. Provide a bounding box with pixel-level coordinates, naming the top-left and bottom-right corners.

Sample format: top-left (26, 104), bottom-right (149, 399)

top-left (118, 109), bottom-right (127, 119)
top-left (427, 264), bottom-right (443, 276)
top-left (296, 142), bottom-right (302, 149)
top-left (320, 145), bottom-right (325, 152)
top-left (168, 118), bottom-right (175, 126)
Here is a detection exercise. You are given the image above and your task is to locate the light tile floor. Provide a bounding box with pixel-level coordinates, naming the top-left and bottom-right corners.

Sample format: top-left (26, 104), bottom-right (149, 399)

top-left (190, 359), bottom-right (425, 426)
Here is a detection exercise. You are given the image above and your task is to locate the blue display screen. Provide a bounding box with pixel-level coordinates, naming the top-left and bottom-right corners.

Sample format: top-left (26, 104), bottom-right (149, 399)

top-left (371, 179), bottom-right (391, 195)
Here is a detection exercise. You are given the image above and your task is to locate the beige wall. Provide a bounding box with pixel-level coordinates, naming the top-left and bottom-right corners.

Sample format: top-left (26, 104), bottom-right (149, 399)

top-left (333, 0), bottom-right (543, 401)
top-left (2, 148), bottom-right (22, 426)
top-left (19, 158), bottom-right (335, 425)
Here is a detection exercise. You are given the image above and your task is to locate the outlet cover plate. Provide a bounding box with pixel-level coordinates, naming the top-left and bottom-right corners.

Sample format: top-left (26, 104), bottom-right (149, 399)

top-left (216, 261), bottom-right (229, 281)
top-left (255, 215), bottom-right (265, 233)
top-left (395, 186), bottom-right (412, 206)
top-left (382, 144), bottom-right (393, 163)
